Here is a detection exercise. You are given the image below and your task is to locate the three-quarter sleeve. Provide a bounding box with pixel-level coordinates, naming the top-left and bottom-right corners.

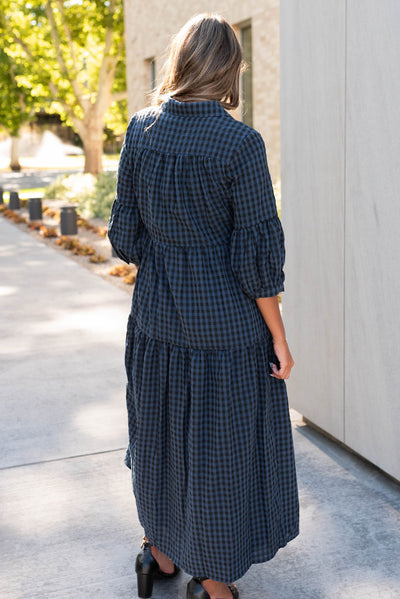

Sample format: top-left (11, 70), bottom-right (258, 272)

top-left (229, 129), bottom-right (285, 299)
top-left (108, 117), bottom-right (145, 266)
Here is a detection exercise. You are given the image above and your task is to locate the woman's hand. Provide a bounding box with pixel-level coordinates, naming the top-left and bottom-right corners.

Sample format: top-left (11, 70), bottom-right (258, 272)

top-left (270, 339), bottom-right (294, 379)
top-left (254, 296), bottom-right (294, 379)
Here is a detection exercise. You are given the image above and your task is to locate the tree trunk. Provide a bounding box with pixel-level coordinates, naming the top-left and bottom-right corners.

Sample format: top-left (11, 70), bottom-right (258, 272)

top-left (82, 118), bottom-right (104, 174)
top-left (10, 136), bottom-right (21, 171)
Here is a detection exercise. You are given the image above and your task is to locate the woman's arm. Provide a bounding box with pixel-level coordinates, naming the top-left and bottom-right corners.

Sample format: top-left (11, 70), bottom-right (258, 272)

top-left (255, 295), bottom-right (286, 341)
top-left (255, 295), bottom-right (294, 379)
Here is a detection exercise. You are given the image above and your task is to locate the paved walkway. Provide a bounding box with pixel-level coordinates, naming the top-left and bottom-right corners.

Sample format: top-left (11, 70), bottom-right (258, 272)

top-left (0, 166), bottom-right (117, 192)
top-left (0, 217), bottom-right (399, 599)
top-left (0, 169), bottom-right (82, 191)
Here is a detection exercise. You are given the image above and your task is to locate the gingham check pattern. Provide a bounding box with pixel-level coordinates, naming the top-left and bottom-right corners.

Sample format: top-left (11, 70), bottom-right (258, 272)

top-left (108, 97), bottom-right (299, 583)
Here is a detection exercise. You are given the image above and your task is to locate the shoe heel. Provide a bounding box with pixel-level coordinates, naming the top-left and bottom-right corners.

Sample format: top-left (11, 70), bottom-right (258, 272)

top-left (187, 577), bottom-right (210, 599)
top-left (137, 572), bottom-right (154, 599)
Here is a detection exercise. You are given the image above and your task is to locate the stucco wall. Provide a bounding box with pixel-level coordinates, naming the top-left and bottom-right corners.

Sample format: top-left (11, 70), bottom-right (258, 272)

top-left (281, 0), bottom-right (400, 480)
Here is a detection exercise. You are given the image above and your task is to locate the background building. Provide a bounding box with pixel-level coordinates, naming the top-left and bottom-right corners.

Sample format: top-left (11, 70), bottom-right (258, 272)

top-left (123, 0), bottom-right (281, 185)
top-left (281, 0), bottom-right (400, 481)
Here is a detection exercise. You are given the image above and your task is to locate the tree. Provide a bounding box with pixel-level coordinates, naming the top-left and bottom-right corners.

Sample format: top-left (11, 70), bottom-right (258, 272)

top-left (0, 30), bottom-right (36, 169)
top-left (2, 0), bottom-right (127, 174)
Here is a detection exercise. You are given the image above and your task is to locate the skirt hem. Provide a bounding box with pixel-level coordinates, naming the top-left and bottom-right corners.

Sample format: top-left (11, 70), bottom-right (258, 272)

top-left (143, 526), bottom-right (300, 584)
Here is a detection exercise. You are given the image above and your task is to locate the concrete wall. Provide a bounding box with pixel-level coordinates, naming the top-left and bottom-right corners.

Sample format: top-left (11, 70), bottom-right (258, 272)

top-left (123, 0), bottom-right (281, 184)
top-left (281, 0), bottom-right (400, 481)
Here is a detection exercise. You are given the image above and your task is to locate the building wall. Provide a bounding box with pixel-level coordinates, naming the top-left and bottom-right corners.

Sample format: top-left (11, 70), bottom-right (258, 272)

top-left (281, 0), bottom-right (400, 481)
top-left (123, 0), bottom-right (281, 184)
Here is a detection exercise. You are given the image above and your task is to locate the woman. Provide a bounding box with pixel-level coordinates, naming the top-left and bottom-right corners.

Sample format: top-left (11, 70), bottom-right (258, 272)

top-left (108, 13), bottom-right (299, 599)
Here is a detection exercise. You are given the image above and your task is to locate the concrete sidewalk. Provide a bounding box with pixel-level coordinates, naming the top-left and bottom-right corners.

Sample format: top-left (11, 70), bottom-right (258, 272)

top-left (0, 217), bottom-right (399, 599)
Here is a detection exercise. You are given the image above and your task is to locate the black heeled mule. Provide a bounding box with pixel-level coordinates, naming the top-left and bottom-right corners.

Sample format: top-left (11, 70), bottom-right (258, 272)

top-left (187, 576), bottom-right (239, 599)
top-left (135, 537), bottom-right (180, 598)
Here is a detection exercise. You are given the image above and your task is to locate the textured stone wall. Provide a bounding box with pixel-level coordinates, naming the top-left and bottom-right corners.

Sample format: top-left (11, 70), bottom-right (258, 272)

top-left (123, 0), bottom-right (281, 184)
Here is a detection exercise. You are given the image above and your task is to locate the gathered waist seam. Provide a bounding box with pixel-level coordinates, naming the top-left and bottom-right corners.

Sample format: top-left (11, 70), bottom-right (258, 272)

top-left (131, 317), bottom-right (271, 353)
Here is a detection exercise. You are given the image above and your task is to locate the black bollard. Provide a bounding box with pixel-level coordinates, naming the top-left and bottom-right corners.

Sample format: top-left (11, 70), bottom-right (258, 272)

top-left (0, 187), bottom-right (3, 204)
top-left (29, 198), bottom-right (43, 221)
top-left (60, 206), bottom-right (78, 235)
top-left (9, 191), bottom-right (20, 210)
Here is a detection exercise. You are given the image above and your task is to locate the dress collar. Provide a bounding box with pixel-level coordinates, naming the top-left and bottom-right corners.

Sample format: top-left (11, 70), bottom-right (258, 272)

top-left (160, 96), bottom-right (227, 117)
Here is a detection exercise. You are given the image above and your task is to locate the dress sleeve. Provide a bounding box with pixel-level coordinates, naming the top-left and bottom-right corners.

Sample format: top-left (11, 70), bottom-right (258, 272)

top-left (107, 117), bottom-right (145, 266)
top-left (229, 129), bottom-right (286, 299)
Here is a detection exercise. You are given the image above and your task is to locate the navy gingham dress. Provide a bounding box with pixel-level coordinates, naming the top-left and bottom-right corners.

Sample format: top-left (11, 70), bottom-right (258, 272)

top-left (108, 96), bottom-right (299, 583)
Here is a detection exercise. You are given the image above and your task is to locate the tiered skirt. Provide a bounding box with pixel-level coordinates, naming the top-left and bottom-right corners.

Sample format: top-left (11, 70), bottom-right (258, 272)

top-left (123, 317), bottom-right (299, 583)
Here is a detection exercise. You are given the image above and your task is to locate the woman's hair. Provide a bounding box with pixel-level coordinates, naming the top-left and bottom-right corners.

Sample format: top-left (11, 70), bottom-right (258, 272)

top-left (151, 13), bottom-right (245, 110)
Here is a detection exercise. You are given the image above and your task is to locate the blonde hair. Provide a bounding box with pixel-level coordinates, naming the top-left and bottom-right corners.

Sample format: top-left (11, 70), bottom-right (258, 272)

top-left (151, 13), bottom-right (245, 110)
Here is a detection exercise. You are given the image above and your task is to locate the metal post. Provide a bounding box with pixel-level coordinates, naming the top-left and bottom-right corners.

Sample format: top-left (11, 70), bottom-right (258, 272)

top-left (0, 187), bottom-right (3, 204)
top-left (9, 191), bottom-right (20, 210)
top-left (60, 206), bottom-right (78, 235)
top-left (28, 198), bottom-right (43, 221)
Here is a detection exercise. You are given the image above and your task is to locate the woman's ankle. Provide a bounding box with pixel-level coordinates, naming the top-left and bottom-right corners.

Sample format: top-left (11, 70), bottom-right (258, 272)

top-left (150, 544), bottom-right (175, 573)
top-left (200, 578), bottom-right (233, 599)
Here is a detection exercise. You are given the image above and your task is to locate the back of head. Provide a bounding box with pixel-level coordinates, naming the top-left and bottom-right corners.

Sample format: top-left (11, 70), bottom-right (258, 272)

top-left (154, 13), bottom-right (244, 110)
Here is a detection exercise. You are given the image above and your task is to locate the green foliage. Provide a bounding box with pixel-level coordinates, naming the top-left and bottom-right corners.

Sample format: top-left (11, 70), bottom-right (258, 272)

top-left (91, 171), bottom-right (118, 219)
top-left (74, 171), bottom-right (117, 219)
top-left (43, 173), bottom-right (94, 203)
top-left (105, 99), bottom-right (128, 138)
top-left (0, 0), bottom-right (127, 170)
top-left (43, 171), bottom-right (116, 220)
top-left (0, 47), bottom-right (34, 135)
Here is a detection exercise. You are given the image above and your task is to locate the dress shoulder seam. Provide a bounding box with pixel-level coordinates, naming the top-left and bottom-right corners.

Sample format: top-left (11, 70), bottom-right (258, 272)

top-left (227, 127), bottom-right (265, 182)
